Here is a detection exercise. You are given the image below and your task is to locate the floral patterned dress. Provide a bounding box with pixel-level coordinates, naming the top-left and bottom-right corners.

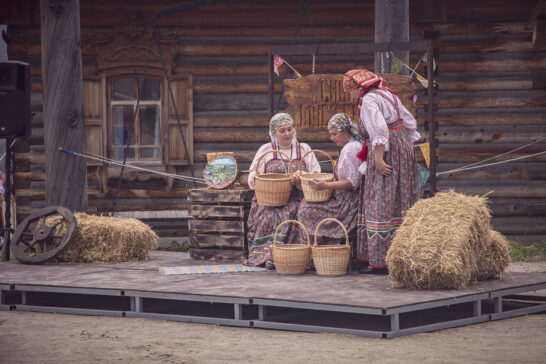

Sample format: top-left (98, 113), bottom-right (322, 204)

top-left (243, 143), bottom-right (319, 267)
top-left (357, 89), bottom-right (420, 267)
top-left (296, 139), bottom-right (362, 244)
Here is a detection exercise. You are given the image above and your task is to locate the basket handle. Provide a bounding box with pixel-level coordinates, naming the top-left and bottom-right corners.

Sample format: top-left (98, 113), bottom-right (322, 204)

top-left (255, 149), bottom-right (293, 176)
top-left (313, 218), bottom-right (349, 247)
top-left (273, 219), bottom-right (310, 247)
top-left (300, 149), bottom-right (335, 178)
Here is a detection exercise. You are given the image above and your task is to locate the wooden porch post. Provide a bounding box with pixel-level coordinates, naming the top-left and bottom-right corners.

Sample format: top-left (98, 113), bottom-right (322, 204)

top-left (40, 0), bottom-right (88, 211)
top-left (374, 0), bottom-right (410, 74)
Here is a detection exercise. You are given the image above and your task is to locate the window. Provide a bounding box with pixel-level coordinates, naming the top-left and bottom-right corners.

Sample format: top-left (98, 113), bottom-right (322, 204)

top-left (110, 77), bottom-right (162, 161)
top-left (84, 71), bottom-right (193, 170)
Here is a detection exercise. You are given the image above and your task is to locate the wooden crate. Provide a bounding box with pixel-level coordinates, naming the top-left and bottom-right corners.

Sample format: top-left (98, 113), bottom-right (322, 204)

top-left (188, 188), bottom-right (253, 261)
top-left (283, 73), bottom-right (417, 129)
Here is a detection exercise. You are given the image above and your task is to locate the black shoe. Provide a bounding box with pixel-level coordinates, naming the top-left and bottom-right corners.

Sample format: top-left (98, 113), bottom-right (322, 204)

top-left (265, 261), bottom-right (275, 271)
top-left (359, 267), bottom-right (389, 275)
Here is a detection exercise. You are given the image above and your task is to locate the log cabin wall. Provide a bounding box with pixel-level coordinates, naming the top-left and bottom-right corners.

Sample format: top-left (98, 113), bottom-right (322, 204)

top-left (4, 0), bottom-right (545, 243)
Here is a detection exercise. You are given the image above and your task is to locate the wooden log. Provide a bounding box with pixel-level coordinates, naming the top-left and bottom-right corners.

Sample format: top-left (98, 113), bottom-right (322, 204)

top-left (195, 81), bottom-right (283, 94)
top-left (194, 127), bottom-right (332, 143)
top-left (433, 112), bottom-right (546, 126)
top-left (41, 0), bottom-right (87, 211)
top-left (436, 144), bottom-right (546, 163)
top-left (436, 74), bottom-right (533, 91)
top-left (488, 198), bottom-right (546, 216)
top-left (194, 111), bottom-right (269, 128)
top-left (436, 162), bottom-right (546, 180)
top-left (436, 180), bottom-right (546, 198)
top-left (436, 125), bottom-right (546, 144)
top-left (491, 216), bottom-right (546, 235)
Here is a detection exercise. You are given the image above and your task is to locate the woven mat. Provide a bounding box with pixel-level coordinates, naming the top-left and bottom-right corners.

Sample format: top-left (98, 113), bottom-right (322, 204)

top-left (159, 264), bottom-right (265, 275)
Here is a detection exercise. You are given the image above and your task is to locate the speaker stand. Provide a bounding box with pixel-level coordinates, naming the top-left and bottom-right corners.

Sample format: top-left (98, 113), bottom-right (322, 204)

top-left (1, 138), bottom-right (15, 261)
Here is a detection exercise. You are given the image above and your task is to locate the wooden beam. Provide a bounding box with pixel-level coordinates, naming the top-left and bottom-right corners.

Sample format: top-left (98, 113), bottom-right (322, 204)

top-left (41, 0), bottom-right (88, 211)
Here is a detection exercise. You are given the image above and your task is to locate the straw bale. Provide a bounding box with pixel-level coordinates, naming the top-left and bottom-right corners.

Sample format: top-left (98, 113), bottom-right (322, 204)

top-left (42, 212), bottom-right (158, 263)
top-left (473, 229), bottom-right (511, 281)
top-left (386, 190), bottom-right (491, 290)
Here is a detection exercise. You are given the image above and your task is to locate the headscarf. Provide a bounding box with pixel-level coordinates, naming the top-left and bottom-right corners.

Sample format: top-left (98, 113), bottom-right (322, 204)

top-left (342, 69), bottom-right (396, 115)
top-left (327, 113), bottom-right (362, 142)
top-left (269, 112), bottom-right (296, 144)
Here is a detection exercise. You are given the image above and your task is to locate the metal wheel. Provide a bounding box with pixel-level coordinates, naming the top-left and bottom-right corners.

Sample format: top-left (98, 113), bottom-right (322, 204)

top-left (11, 206), bottom-right (77, 264)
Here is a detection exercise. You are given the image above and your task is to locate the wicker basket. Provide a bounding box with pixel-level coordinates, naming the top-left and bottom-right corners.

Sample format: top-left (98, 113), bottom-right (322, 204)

top-left (272, 220), bottom-right (311, 275)
top-left (300, 150), bottom-right (335, 202)
top-left (254, 150), bottom-right (293, 206)
top-left (312, 218), bottom-right (351, 276)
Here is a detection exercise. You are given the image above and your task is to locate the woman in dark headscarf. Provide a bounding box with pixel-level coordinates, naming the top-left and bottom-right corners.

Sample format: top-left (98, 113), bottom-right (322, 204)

top-left (343, 69), bottom-right (421, 274)
top-left (296, 113), bottom-right (363, 248)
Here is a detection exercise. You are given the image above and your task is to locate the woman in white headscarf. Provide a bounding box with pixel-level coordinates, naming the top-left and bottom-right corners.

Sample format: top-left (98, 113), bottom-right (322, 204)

top-left (243, 113), bottom-right (320, 268)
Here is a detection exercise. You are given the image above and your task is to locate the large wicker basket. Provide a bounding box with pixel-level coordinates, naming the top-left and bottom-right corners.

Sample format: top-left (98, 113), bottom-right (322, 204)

top-left (312, 218), bottom-right (351, 276)
top-left (300, 150), bottom-right (335, 202)
top-left (254, 150), bottom-right (293, 206)
top-left (272, 220), bottom-right (311, 275)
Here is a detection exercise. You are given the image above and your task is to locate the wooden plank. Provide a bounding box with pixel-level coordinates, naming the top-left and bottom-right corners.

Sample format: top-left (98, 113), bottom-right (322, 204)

top-left (189, 248), bottom-right (246, 261)
top-left (189, 219), bottom-right (245, 234)
top-left (189, 205), bottom-right (246, 219)
top-left (188, 188), bottom-right (254, 204)
top-left (189, 232), bottom-right (245, 248)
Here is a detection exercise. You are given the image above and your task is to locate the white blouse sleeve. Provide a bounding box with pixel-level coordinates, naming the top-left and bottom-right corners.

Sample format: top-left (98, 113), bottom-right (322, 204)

top-left (360, 94), bottom-right (390, 151)
top-left (399, 101), bottom-right (421, 143)
top-left (337, 140), bottom-right (363, 190)
top-left (247, 144), bottom-right (272, 190)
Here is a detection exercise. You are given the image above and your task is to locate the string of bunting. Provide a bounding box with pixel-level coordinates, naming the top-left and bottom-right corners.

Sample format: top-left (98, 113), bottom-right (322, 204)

top-left (273, 55), bottom-right (303, 79)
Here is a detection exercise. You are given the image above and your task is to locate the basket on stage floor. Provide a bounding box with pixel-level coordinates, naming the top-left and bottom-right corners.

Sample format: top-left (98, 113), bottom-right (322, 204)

top-left (300, 150), bottom-right (335, 202)
top-left (272, 220), bottom-right (311, 275)
top-left (254, 150), bottom-right (293, 206)
top-left (312, 218), bottom-right (351, 276)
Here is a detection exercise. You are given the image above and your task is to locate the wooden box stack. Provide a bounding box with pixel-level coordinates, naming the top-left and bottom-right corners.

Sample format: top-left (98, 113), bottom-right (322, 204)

top-left (188, 188), bottom-right (253, 261)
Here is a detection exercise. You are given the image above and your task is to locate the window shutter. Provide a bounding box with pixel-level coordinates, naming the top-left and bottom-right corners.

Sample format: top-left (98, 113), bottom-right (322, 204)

top-left (83, 76), bottom-right (106, 166)
top-left (164, 73), bottom-right (193, 165)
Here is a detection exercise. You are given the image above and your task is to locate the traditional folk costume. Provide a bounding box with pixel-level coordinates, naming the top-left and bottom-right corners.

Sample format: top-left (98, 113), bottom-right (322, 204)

top-left (343, 69), bottom-right (421, 268)
top-left (243, 113), bottom-right (320, 267)
top-left (296, 113), bottom-right (363, 243)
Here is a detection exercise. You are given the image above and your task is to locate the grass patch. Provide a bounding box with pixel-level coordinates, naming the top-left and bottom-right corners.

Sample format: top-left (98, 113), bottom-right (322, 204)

top-left (509, 240), bottom-right (546, 262)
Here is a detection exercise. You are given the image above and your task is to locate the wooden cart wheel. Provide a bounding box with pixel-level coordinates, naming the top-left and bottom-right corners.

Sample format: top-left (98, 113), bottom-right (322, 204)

top-left (11, 206), bottom-right (77, 264)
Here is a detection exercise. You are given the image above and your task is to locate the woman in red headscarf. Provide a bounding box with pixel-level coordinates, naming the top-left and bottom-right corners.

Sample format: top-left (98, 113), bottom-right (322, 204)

top-left (343, 69), bottom-right (421, 274)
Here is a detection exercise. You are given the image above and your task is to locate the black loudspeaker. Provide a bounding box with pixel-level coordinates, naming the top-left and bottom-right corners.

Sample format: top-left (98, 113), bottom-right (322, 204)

top-left (0, 61), bottom-right (31, 138)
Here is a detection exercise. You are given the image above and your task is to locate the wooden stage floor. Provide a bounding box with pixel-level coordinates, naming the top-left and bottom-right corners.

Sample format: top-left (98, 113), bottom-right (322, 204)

top-left (1, 251), bottom-right (545, 338)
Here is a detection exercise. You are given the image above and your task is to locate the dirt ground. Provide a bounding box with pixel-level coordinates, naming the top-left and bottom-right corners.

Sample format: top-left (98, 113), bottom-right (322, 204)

top-left (0, 262), bottom-right (544, 364)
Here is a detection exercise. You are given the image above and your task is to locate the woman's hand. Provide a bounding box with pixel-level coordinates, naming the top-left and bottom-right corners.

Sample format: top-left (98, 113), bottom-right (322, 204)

top-left (375, 158), bottom-right (392, 176)
top-left (308, 178), bottom-right (326, 191)
top-left (291, 175), bottom-right (301, 186)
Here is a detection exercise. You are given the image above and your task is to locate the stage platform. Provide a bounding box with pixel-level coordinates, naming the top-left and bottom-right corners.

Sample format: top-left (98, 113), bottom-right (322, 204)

top-left (1, 251), bottom-right (545, 339)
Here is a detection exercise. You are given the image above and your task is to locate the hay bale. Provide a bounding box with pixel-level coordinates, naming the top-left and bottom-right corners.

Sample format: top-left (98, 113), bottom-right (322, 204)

top-left (386, 190), bottom-right (491, 290)
top-left (43, 212), bottom-right (158, 263)
top-left (473, 229), bottom-right (511, 281)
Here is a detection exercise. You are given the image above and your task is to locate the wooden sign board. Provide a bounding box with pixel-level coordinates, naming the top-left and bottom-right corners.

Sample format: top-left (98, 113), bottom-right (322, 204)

top-left (283, 73), bottom-right (417, 129)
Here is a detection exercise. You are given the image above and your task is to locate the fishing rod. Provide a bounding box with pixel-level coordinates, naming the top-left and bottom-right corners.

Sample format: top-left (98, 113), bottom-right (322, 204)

top-left (59, 147), bottom-right (208, 185)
